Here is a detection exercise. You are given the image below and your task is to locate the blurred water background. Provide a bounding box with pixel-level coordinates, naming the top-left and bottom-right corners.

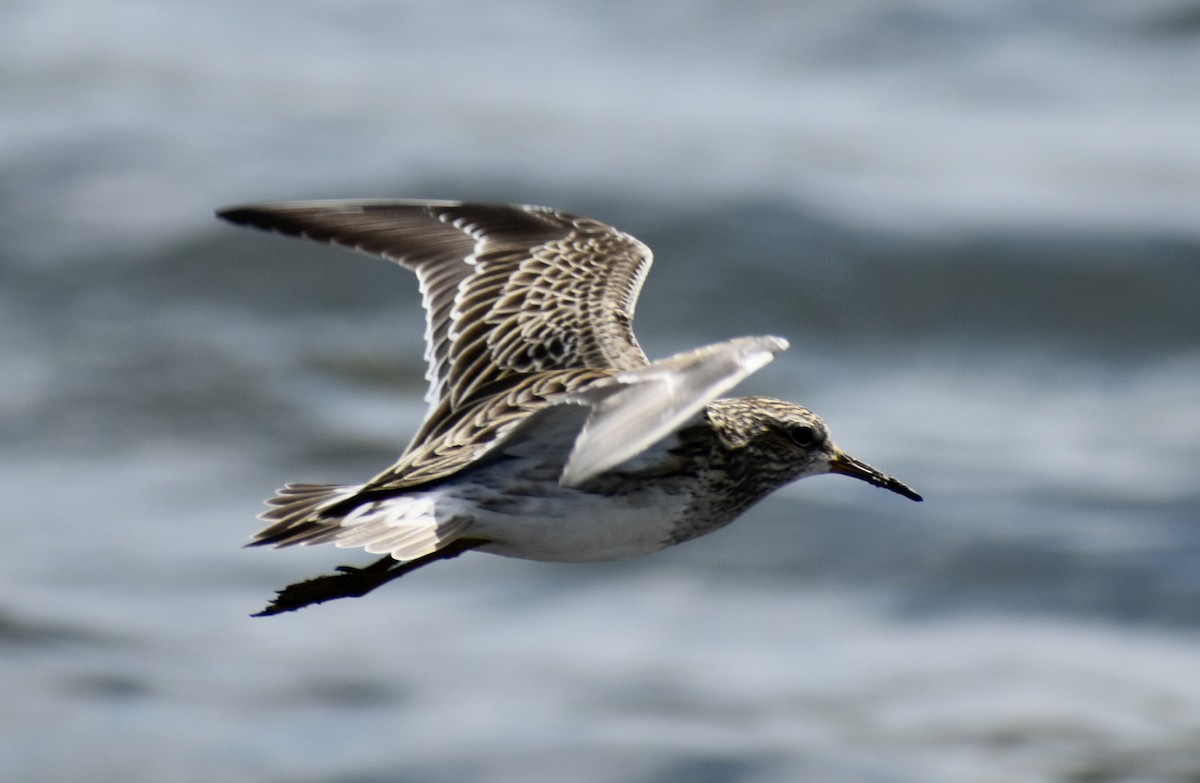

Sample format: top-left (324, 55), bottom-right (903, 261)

top-left (3, 2), bottom-right (1200, 781)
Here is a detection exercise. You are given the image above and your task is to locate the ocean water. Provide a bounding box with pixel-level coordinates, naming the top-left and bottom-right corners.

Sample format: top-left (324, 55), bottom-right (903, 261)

top-left (3, 2), bottom-right (1199, 782)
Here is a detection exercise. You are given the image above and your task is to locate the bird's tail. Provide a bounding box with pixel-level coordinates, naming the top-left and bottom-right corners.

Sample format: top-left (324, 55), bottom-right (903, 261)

top-left (250, 483), bottom-right (364, 546)
top-left (250, 482), bottom-right (472, 561)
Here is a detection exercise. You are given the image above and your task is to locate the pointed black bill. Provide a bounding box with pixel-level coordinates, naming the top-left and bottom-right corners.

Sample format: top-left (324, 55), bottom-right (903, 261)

top-left (830, 451), bottom-right (923, 502)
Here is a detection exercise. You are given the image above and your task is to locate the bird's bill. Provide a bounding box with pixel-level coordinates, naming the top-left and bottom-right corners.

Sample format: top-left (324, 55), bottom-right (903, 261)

top-left (829, 450), bottom-right (923, 502)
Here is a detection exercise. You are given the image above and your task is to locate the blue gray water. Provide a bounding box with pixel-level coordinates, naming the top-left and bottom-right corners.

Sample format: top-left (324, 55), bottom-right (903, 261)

top-left (3, 2), bottom-right (1200, 781)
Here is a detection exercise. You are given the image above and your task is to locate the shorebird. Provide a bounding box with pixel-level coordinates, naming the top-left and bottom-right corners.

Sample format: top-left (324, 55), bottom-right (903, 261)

top-left (218, 200), bottom-right (921, 616)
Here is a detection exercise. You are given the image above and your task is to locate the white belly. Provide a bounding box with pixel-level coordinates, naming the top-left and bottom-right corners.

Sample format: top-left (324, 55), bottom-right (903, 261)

top-left (432, 447), bottom-right (698, 563)
top-left (465, 483), bottom-right (692, 562)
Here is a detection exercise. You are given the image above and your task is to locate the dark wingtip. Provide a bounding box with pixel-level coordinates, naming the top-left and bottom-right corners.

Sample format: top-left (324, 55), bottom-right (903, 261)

top-left (215, 205), bottom-right (268, 228)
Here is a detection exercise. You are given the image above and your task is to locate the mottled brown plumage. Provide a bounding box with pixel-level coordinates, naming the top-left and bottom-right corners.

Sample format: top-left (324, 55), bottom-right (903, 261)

top-left (219, 200), bottom-right (920, 615)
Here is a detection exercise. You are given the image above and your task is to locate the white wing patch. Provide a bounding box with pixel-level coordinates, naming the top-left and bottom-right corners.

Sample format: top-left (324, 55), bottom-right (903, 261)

top-left (330, 497), bottom-right (473, 561)
top-left (255, 482), bottom-right (472, 562)
top-left (560, 336), bottom-right (788, 487)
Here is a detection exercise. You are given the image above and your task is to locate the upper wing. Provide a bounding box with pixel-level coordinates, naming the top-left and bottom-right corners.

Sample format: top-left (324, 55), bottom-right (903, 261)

top-left (362, 335), bottom-right (791, 492)
top-left (559, 335), bottom-right (789, 486)
top-left (217, 200), bottom-right (654, 415)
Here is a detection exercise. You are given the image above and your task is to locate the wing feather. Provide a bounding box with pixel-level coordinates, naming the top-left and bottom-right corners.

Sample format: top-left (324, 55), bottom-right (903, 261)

top-left (217, 200), bottom-right (653, 426)
top-left (221, 201), bottom-right (788, 534)
top-left (356, 336), bottom-right (789, 494)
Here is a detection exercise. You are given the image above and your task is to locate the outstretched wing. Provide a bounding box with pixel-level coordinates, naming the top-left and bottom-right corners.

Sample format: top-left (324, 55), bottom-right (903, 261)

top-left (217, 200), bottom-right (654, 419)
top-left (356, 335), bottom-right (789, 491)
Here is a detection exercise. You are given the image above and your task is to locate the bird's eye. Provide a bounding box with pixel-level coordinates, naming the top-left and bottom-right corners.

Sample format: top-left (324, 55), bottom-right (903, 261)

top-left (789, 425), bottom-right (817, 447)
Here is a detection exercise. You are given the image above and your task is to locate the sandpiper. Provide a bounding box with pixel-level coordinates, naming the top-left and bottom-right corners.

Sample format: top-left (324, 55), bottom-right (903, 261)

top-left (218, 200), bottom-right (921, 616)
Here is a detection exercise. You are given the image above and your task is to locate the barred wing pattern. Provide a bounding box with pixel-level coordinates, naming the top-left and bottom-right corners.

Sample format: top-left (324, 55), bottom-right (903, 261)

top-left (359, 335), bottom-right (787, 493)
top-left (222, 199), bottom-right (792, 572)
top-left (217, 200), bottom-right (654, 425)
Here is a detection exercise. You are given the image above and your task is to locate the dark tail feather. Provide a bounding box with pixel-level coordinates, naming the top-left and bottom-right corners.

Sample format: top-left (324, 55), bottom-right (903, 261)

top-left (250, 483), bottom-right (363, 548)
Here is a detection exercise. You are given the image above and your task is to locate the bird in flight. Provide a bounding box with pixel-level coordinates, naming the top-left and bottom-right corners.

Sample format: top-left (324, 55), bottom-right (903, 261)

top-left (218, 200), bottom-right (921, 616)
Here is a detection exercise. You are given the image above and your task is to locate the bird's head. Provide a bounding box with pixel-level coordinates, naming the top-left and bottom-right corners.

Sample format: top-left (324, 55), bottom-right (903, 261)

top-left (708, 396), bottom-right (922, 502)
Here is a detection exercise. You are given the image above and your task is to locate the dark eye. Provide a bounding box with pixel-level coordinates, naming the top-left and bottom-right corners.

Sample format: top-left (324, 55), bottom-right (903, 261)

top-left (789, 425), bottom-right (817, 447)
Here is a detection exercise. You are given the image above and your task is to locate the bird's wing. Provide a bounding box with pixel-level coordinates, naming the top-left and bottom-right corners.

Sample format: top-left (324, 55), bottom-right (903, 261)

top-left (250, 336), bottom-right (787, 551)
top-left (365, 335), bottom-right (790, 492)
top-left (559, 335), bottom-right (788, 486)
top-left (217, 200), bottom-right (654, 420)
